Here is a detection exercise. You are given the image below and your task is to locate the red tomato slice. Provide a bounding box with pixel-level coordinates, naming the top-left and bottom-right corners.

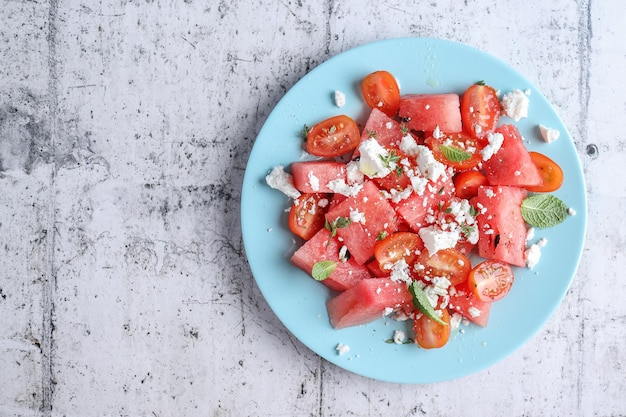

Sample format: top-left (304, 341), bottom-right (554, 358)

top-left (525, 151), bottom-right (564, 192)
top-left (454, 170), bottom-right (489, 200)
top-left (306, 115), bottom-right (361, 157)
top-left (467, 260), bottom-right (514, 303)
top-left (413, 308), bottom-right (451, 349)
top-left (288, 193), bottom-right (329, 240)
top-left (374, 232), bottom-right (422, 270)
top-left (415, 248), bottom-right (471, 286)
top-left (361, 71), bottom-right (401, 117)
top-left (425, 133), bottom-right (483, 171)
top-left (460, 82), bottom-right (501, 139)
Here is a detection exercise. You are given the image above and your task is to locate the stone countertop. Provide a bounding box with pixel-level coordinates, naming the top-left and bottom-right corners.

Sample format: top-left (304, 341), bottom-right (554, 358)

top-left (1, 1), bottom-right (623, 416)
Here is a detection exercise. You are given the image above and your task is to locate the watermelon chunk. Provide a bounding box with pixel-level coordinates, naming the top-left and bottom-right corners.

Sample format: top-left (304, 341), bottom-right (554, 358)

top-left (393, 173), bottom-right (455, 231)
top-left (398, 93), bottom-right (462, 134)
top-left (325, 180), bottom-right (398, 265)
top-left (290, 228), bottom-right (371, 291)
top-left (326, 278), bottom-right (412, 329)
top-left (358, 108), bottom-right (411, 151)
top-left (291, 161), bottom-right (347, 193)
top-left (482, 124), bottom-right (542, 187)
top-left (475, 185), bottom-right (528, 267)
top-left (448, 282), bottom-right (491, 327)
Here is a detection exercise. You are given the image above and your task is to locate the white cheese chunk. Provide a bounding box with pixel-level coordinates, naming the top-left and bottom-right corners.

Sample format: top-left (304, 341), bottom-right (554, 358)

top-left (334, 90), bottom-right (346, 108)
top-left (415, 145), bottom-right (446, 182)
top-left (539, 124), bottom-right (560, 143)
top-left (358, 138), bottom-right (392, 178)
top-left (265, 165), bottom-right (301, 199)
top-left (419, 226), bottom-right (461, 256)
top-left (501, 89), bottom-right (529, 121)
top-left (480, 132), bottom-right (504, 161)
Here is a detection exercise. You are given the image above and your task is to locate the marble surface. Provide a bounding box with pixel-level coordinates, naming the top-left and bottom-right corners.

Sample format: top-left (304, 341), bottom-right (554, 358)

top-left (0, 1), bottom-right (624, 416)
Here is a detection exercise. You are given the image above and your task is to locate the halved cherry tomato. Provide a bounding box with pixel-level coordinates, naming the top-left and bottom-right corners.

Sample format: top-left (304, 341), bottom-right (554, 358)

top-left (460, 82), bottom-right (501, 139)
top-left (413, 308), bottom-right (451, 349)
top-left (306, 115), bottom-right (361, 157)
top-left (374, 232), bottom-right (422, 270)
top-left (525, 151), bottom-right (564, 192)
top-left (467, 260), bottom-right (514, 303)
top-left (361, 70), bottom-right (401, 117)
top-left (415, 248), bottom-right (471, 286)
top-left (454, 170), bottom-right (489, 200)
top-left (425, 133), bottom-right (484, 171)
top-left (288, 193), bottom-right (329, 240)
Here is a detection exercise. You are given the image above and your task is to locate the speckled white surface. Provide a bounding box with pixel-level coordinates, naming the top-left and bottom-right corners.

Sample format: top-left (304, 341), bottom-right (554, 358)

top-left (0, 1), bottom-right (624, 416)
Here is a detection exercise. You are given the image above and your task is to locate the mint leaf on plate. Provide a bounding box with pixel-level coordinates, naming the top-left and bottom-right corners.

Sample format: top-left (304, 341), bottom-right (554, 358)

top-left (521, 194), bottom-right (569, 228)
top-left (408, 281), bottom-right (447, 326)
top-left (440, 144), bottom-right (472, 162)
top-left (312, 260), bottom-right (337, 281)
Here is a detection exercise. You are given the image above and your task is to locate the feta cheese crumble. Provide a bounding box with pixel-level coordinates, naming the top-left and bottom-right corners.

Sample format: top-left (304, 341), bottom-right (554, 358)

top-left (525, 238), bottom-right (548, 269)
top-left (539, 124), bottom-right (560, 143)
top-left (393, 330), bottom-right (406, 345)
top-left (335, 343), bottom-right (350, 355)
top-left (480, 132), bottom-right (504, 161)
top-left (265, 165), bottom-right (301, 199)
top-left (501, 89), bottom-right (529, 121)
top-left (334, 90), bottom-right (346, 108)
top-left (419, 226), bottom-right (461, 255)
top-left (358, 138), bottom-right (392, 178)
top-left (415, 145), bottom-right (446, 182)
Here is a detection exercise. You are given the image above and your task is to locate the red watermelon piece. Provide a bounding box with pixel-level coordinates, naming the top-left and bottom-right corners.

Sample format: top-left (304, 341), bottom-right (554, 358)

top-left (448, 282), bottom-right (491, 327)
top-left (475, 185), bottom-right (528, 267)
top-left (482, 124), bottom-right (542, 187)
top-left (291, 161), bottom-right (347, 193)
top-left (326, 278), bottom-right (412, 329)
top-left (290, 228), bottom-right (371, 291)
top-left (325, 181), bottom-right (398, 265)
top-left (398, 93), bottom-right (462, 134)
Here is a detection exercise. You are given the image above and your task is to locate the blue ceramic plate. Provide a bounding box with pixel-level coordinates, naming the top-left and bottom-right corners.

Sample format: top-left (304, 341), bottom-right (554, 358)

top-left (241, 38), bottom-right (587, 383)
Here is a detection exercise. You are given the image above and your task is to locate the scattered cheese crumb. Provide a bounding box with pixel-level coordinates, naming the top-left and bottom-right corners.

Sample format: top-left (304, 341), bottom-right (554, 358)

top-left (501, 89), bottom-right (529, 121)
top-left (265, 166), bottom-right (301, 199)
top-left (335, 343), bottom-right (350, 355)
top-left (539, 124), bottom-right (561, 143)
top-left (525, 238), bottom-right (548, 269)
top-left (334, 90), bottom-right (346, 108)
top-left (393, 330), bottom-right (406, 345)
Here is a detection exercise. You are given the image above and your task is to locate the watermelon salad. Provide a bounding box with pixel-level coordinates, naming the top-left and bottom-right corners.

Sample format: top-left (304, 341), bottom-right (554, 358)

top-left (265, 70), bottom-right (574, 350)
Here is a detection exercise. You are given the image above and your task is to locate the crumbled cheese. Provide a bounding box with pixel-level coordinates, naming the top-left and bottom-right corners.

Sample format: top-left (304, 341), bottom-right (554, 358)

top-left (334, 90), bottom-right (346, 108)
top-left (419, 226), bottom-right (461, 255)
top-left (265, 165), bottom-right (301, 199)
top-left (450, 312), bottom-right (463, 330)
top-left (484, 188), bottom-right (495, 198)
top-left (539, 124), bottom-right (560, 143)
top-left (393, 330), bottom-right (406, 345)
top-left (327, 179), bottom-right (363, 197)
top-left (383, 307), bottom-right (394, 317)
top-left (399, 134), bottom-right (420, 156)
top-left (525, 238), bottom-right (548, 269)
top-left (385, 121), bottom-right (394, 130)
top-left (568, 207), bottom-right (576, 216)
top-left (318, 198), bottom-right (329, 208)
top-left (389, 259), bottom-right (412, 284)
top-left (349, 208), bottom-right (366, 224)
top-left (308, 171), bottom-right (320, 192)
top-left (480, 132), bottom-right (504, 161)
top-left (345, 160), bottom-right (364, 185)
top-left (358, 138), bottom-right (392, 178)
top-left (526, 227), bottom-right (535, 241)
top-left (415, 145), bottom-right (446, 182)
top-left (468, 307), bottom-right (481, 318)
top-left (335, 343), bottom-right (350, 355)
top-left (432, 125), bottom-right (444, 139)
top-left (501, 89), bottom-right (529, 121)
top-left (388, 187), bottom-right (413, 203)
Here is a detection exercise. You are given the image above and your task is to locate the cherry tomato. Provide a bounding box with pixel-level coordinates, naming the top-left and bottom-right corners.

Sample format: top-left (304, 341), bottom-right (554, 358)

top-left (467, 260), bottom-right (514, 303)
top-left (413, 308), bottom-right (451, 349)
top-left (460, 82), bottom-right (501, 139)
top-left (454, 170), bottom-right (489, 200)
top-left (361, 71), bottom-right (401, 117)
top-left (288, 193), bottom-right (329, 240)
top-left (525, 151), bottom-right (564, 193)
top-left (425, 133), bottom-right (483, 171)
top-left (306, 115), bottom-right (361, 157)
top-left (415, 248), bottom-right (471, 286)
top-left (374, 232), bottom-right (423, 270)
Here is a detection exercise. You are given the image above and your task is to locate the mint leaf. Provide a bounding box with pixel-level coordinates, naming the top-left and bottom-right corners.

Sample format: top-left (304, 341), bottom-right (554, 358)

top-left (408, 281), bottom-right (447, 326)
top-left (440, 144), bottom-right (472, 162)
top-left (325, 217), bottom-right (352, 237)
top-left (312, 260), bottom-right (337, 281)
top-left (521, 194), bottom-right (569, 228)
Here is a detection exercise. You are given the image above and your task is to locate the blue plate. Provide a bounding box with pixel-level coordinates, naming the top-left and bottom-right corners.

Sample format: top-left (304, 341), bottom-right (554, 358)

top-left (241, 38), bottom-right (587, 383)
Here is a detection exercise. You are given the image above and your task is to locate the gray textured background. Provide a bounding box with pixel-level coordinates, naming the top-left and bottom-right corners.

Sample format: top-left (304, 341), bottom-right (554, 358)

top-left (1, 1), bottom-right (623, 416)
